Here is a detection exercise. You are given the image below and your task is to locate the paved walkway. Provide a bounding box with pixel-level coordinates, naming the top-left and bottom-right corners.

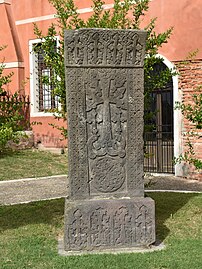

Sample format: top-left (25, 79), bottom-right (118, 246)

top-left (0, 175), bottom-right (67, 205)
top-left (0, 174), bottom-right (202, 205)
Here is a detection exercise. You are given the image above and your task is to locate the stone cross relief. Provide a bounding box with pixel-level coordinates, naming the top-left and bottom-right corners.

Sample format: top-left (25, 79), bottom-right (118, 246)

top-left (63, 29), bottom-right (155, 253)
top-left (85, 69), bottom-right (127, 193)
top-left (86, 69), bottom-right (127, 159)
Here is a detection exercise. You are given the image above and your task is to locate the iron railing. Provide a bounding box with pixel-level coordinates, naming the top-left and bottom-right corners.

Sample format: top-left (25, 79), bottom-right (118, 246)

top-left (0, 92), bottom-right (30, 130)
top-left (144, 130), bottom-right (174, 174)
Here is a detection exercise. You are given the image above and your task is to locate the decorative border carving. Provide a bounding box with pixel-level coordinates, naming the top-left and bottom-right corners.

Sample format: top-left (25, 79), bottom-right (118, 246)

top-left (64, 198), bottom-right (155, 251)
top-left (65, 29), bottom-right (146, 67)
top-left (65, 29), bottom-right (146, 199)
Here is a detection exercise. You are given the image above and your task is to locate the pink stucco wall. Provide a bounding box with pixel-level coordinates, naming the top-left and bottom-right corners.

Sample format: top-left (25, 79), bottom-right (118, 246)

top-left (1, 0), bottom-right (202, 150)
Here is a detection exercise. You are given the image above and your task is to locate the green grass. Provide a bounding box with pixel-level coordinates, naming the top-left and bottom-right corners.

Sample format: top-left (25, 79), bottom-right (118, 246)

top-left (0, 193), bottom-right (202, 269)
top-left (0, 149), bottom-right (67, 181)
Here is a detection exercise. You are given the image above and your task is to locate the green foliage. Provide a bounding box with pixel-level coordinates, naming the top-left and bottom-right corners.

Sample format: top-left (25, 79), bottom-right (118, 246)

top-left (1, 194), bottom-right (202, 269)
top-left (176, 91), bottom-right (202, 129)
top-left (0, 45), bottom-right (13, 93)
top-left (0, 46), bottom-right (28, 153)
top-left (174, 135), bottom-right (202, 170)
top-left (0, 92), bottom-right (28, 152)
top-left (0, 126), bottom-right (14, 149)
top-left (175, 87), bottom-right (202, 170)
top-left (34, 0), bottom-right (173, 138)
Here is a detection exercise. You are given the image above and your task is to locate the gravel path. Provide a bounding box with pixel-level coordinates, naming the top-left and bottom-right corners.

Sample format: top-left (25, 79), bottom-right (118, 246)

top-left (0, 175), bottom-right (201, 205)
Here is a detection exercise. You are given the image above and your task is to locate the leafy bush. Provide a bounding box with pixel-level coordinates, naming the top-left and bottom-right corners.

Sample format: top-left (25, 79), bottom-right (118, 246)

top-left (0, 47), bottom-right (30, 153)
top-left (33, 0), bottom-right (174, 138)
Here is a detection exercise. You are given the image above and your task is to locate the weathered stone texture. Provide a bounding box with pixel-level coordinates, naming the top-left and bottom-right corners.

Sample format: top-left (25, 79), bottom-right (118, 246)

top-left (64, 198), bottom-right (155, 251)
top-left (64, 28), bottom-right (155, 253)
top-left (65, 29), bottom-right (146, 67)
top-left (65, 29), bottom-right (147, 200)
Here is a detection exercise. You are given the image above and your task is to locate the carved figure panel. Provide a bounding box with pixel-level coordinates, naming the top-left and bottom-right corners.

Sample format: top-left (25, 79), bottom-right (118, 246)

top-left (135, 204), bottom-right (154, 244)
top-left (90, 207), bottom-right (111, 246)
top-left (114, 206), bottom-right (133, 245)
top-left (66, 209), bottom-right (88, 250)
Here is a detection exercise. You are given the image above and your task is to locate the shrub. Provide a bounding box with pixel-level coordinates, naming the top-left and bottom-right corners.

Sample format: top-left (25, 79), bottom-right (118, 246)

top-left (0, 46), bottom-right (30, 153)
top-left (33, 0), bottom-right (174, 138)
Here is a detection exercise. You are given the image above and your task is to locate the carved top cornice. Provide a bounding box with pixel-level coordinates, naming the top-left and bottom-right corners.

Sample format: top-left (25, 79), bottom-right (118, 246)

top-left (65, 28), bottom-right (147, 68)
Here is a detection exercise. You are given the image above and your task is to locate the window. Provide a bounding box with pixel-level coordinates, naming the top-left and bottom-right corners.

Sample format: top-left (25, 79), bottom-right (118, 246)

top-left (29, 39), bottom-right (60, 116)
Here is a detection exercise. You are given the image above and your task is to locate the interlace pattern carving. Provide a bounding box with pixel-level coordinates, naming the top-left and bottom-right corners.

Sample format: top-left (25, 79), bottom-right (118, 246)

top-left (64, 29), bottom-right (155, 252)
top-left (85, 69), bottom-right (127, 193)
top-left (65, 28), bottom-right (147, 197)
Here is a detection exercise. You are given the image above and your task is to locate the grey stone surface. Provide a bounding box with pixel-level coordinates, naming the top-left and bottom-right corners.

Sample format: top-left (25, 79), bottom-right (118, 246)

top-left (65, 28), bottom-right (147, 200)
top-left (64, 198), bottom-right (155, 251)
top-left (59, 238), bottom-right (165, 256)
top-left (64, 28), bottom-right (154, 253)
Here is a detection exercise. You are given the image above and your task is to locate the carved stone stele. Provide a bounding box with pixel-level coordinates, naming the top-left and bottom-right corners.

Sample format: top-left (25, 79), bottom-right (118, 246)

top-left (63, 28), bottom-right (155, 254)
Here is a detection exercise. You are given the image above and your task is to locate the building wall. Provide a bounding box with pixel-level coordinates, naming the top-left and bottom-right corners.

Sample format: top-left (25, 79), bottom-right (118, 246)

top-left (12, 0), bottom-right (64, 147)
top-left (1, 0), bottom-right (202, 177)
top-left (145, 0), bottom-right (202, 61)
top-left (177, 60), bottom-right (202, 180)
top-left (7, 0), bottom-right (122, 148)
top-left (145, 0), bottom-right (202, 179)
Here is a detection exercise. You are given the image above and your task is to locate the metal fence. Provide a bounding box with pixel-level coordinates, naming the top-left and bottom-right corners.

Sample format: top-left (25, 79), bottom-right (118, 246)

top-left (144, 130), bottom-right (174, 174)
top-left (0, 92), bottom-right (30, 130)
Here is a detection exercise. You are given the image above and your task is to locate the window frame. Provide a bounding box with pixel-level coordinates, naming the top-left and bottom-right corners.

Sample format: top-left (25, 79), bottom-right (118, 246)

top-left (29, 37), bottom-right (60, 117)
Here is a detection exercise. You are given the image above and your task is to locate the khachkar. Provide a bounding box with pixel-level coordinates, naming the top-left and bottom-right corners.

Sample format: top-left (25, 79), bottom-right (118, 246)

top-left (63, 28), bottom-right (155, 254)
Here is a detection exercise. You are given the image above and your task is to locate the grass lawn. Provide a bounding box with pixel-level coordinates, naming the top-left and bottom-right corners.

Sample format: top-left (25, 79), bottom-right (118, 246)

top-left (0, 192), bottom-right (202, 269)
top-left (0, 149), bottom-right (67, 181)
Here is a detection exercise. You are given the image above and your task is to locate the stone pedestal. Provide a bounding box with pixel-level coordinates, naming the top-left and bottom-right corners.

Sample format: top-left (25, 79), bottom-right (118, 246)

top-left (63, 28), bottom-right (155, 254)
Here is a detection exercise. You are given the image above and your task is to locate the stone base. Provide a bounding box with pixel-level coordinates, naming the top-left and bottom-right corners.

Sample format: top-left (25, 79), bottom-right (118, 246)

top-left (63, 197), bottom-right (155, 253)
top-left (59, 239), bottom-right (164, 256)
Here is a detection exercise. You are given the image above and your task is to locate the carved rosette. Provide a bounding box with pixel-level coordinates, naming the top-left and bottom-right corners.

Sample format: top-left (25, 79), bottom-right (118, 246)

top-left (65, 28), bottom-right (147, 198)
top-left (64, 28), bottom-right (156, 253)
top-left (91, 157), bottom-right (125, 193)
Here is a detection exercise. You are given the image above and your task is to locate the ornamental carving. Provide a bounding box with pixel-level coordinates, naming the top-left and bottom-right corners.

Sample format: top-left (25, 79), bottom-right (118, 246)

top-left (91, 157), bottom-right (125, 193)
top-left (65, 29), bottom-right (147, 198)
top-left (64, 29), bottom-right (155, 253)
top-left (64, 199), bottom-right (155, 251)
top-left (65, 29), bottom-right (146, 67)
top-left (85, 69), bottom-right (127, 193)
